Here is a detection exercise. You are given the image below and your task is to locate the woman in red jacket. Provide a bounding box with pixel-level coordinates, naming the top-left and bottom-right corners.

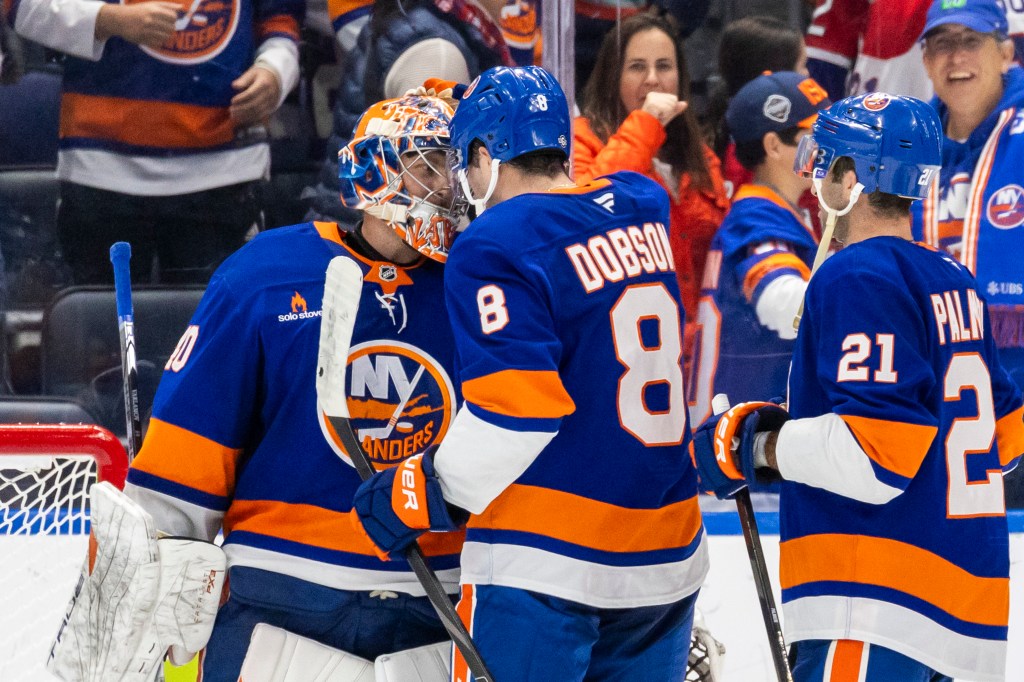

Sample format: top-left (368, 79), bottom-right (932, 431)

top-left (574, 12), bottom-right (728, 344)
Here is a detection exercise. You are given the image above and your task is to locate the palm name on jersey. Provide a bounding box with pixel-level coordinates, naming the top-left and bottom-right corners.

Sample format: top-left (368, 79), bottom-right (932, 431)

top-left (931, 288), bottom-right (985, 345)
top-left (565, 222), bottom-right (675, 293)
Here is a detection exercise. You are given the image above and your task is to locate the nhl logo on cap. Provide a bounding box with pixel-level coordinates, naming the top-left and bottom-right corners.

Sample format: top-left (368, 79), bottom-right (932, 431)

top-left (763, 95), bottom-right (792, 123)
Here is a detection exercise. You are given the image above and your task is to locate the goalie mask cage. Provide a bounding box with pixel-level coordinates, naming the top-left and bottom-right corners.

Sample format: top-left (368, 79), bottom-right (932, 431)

top-left (0, 424), bottom-right (128, 682)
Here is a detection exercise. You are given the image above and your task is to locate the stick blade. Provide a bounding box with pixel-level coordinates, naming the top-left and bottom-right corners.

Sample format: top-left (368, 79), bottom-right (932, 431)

top-left (316, 257), bottom-right (364, 420)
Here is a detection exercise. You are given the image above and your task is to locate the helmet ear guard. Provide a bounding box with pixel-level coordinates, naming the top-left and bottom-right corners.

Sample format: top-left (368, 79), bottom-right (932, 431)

top-left (338, 96), bottom-right (459, 262)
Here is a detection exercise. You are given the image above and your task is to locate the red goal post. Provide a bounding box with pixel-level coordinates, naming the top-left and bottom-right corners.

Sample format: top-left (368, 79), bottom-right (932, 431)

top-left (0, 424), bottom-right (129, 681)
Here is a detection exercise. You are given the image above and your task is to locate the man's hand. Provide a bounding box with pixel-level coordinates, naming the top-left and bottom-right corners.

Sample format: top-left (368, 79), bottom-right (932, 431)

top-left (95, 2), bottom-right (178, 48)
top-left (641, 91), bottom-right (688, 127)
top-left (230, 66), bottom-right (281, 126)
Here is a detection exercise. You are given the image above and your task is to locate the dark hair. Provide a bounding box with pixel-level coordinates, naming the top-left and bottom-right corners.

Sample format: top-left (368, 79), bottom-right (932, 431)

top-left (468, 140), bottom-right (568, 177)
top-left (580, 12), bottom-right (711, 189)
top-left (829, 157), bottom-right (914, 218)
top-left (708, 16), bottom-right (804, 159)
top-left (733, 126), bottom-right (803, 171)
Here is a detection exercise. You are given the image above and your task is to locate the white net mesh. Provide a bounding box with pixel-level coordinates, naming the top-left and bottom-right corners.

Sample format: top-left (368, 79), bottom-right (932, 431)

top-left (0, 453), bottom-right (98, 682)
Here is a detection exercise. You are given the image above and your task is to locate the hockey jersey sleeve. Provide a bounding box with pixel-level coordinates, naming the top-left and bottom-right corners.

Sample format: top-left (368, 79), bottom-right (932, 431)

top-left (776, 265), bottom-right (939, 504)
top-left (432, 234), bottom-right (575, 514)
top-left (736, 240), bottom-right (810, 341)
top-left (804, 0), bottom-right (868, 99)
top-left (11, 0), bottom-right (107, 60)
top-left (124, 273), bottom-right (261, 540)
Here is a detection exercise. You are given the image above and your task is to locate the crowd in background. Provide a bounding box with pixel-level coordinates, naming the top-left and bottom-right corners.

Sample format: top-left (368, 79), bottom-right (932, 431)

top-left (1, 0), bottom-right (1024, 503)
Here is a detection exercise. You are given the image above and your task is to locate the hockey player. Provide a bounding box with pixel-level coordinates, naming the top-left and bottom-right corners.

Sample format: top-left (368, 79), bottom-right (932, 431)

top-left (693, 92), bottom-right (1024, 681)
top-left (122, 95), bottom-right (464, 681)
top-left (349, 65), bottom-right (709, 681)
top-left (688, 71), bottom-right (830, 425)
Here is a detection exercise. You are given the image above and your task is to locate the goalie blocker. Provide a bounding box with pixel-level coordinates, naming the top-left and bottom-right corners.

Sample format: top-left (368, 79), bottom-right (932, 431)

top-left (48, 482), bottom-right (226, 682)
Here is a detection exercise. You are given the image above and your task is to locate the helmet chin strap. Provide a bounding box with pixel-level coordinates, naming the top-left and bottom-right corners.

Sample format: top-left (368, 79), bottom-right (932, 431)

top-left (458, 158), bottom-right (501, 216)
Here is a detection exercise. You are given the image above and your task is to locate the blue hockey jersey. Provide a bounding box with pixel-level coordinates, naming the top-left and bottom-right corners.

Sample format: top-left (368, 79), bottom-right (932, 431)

top-left (778, 236), bottom-right (1024, 681)
top-left (688, 185), bottom-right (816, 425)
top-left (434, 171), bottom-right (708, 609)
top-left (125, 222), bottom-right (463, 595)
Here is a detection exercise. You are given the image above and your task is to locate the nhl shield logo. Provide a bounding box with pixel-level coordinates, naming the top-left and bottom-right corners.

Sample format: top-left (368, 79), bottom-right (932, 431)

top-left (987, 184), bottom-right (1024, 229)
top-left (763, 95), bottom-right (792, 123)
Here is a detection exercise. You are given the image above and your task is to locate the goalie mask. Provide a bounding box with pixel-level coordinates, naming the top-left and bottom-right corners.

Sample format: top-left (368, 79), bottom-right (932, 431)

top-left (339, 95), bottom-right (461, 263)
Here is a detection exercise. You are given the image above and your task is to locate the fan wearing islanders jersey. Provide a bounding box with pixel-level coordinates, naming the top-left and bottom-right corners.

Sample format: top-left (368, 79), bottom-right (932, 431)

top-left (694, 93), bottom-right (1024, 682)
top-left (689, 72), bottom-right (828, 426)
top-left (123, 96), bottom-right (465, 681)
top-left (351, 66), bottom-right (708, 682)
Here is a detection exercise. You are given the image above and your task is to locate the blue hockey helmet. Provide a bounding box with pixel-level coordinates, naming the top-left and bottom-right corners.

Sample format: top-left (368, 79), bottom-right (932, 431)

top-left (338, 95), bottom-right (459, 262)
top-left (449, 65), bottom-right (570, 169)
top-left (794, 92), bottom-right (942, 199)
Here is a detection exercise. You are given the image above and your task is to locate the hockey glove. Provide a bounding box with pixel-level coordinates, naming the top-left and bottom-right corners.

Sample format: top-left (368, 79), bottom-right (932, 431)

top-left (691, 402), bottom-right (790, 499)
top-left (350, 448), bottom-right (468, 560)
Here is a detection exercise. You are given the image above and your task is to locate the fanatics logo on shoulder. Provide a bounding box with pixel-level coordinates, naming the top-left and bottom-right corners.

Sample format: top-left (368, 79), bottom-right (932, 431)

top-left (763, 95), bottom-right (792, 123)
top-left (278, 290), bottom-right (322, 322)
top-left (135, 0), bottom-right (239, 65)
top-left (862, 94), bottom-right (891, 111)
top-left (987, 184), bottom-right (1024, 229)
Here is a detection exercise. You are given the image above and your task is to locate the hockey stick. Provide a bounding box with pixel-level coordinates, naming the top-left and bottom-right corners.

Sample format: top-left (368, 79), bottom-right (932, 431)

top-left (316, 256), bottom-right (495, 682)
top-left (711, 394), bottom-right (793, 682)
top-left (110, 242), bottom-right (143, 462)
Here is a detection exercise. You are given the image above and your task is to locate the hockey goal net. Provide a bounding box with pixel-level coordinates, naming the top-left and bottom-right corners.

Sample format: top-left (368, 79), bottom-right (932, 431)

top-left (0, 424), bottom-right (128, 682)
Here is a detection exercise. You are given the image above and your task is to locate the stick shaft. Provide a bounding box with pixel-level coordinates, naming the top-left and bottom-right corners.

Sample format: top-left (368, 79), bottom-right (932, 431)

top-left (110, 242), bottom-right (142, 461)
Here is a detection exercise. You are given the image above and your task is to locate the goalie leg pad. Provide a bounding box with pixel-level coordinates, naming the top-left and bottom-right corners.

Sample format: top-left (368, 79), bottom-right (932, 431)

top-left (47, 481), bottom-right (162, 682)
top-left (374, 640), bottom-right (451, 682)
top-left (238, 623), bottom-right (375, 682)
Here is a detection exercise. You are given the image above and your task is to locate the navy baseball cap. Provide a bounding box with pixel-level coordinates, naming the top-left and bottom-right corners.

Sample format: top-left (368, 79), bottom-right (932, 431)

top-left (921, 0), bottom-right (1009, 39)
top-left (726, 71), bottom-right (831, 145)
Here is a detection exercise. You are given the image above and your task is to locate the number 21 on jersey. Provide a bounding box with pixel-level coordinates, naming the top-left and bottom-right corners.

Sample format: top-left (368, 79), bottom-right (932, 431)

top-left (837, 333), bottom-right (1003, 517)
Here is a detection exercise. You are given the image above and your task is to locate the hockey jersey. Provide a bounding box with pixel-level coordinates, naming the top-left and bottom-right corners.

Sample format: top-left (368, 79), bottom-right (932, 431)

top-left (11, 0), bottom-right (302, 195)
top-left (125, 222), bottom-right (463, 595)
top-left (688, 185), bottom-right (816, 426)
top-left (805, 0), bottom-right (1024, 101)
top-left (779, 236), bottom-right (1024, 681)
top-left (434, 171), bottom-right (709, 609)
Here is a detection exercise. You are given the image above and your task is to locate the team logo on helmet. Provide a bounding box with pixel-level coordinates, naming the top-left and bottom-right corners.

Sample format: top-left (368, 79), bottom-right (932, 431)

top-left (137, 0), bottom-right (239, 64)
top-left (320, 341), bottom-right (456, 467)
top-left (862, 94), bottom-right (891, 111)
top-left (987, 184), bottom-right (1024, 229)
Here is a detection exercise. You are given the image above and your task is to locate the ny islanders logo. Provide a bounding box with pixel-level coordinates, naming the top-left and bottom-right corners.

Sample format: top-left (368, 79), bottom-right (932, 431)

top-left (320, 341), bottom-right (455, 467)
top-left (987, 184), bottom-right (1024, 229)
top-left (134, 0), bottom-right (239, 64)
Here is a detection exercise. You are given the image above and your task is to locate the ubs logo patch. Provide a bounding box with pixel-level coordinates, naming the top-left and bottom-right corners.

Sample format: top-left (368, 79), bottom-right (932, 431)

top-left (320, 340), bottom-right (456, 467)
top-left (135, 0), bottom-right (239, 65)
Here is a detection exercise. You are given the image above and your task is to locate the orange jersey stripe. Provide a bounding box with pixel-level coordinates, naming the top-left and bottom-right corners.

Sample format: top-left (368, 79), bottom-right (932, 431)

top-left (327, 0), bottom-right (371, 21)
top-left (997, 405), bottom-right (1024, 467)
top-left (828, 640), bottom-right (865, 682)
top-left (60, 93), bottom-right (234, 149)
top-left (133, 417), bottom-right (241, 497)
top-left (741, 252), bottom-right (811, 302)
top-left (549, 178), bottom-right (612, 195)
top-left (463, 369), bottom-right (576, 420)
top-left (452, 584), bottom-right (474, 682)
top-left (224, 498), bottom-right (464, 557)
top-left (839, 414), bottom-right (937, 480)
top-left (733, 185), bottom-right (811, 230)
top-left (314, 221), bottom-right (344, 246)
top-left (780, 533), bottom-right (1009, 627)
top-left (468, 483), bottom-right (703, 553)
top-left (258, 14), bottom-right (301, 40)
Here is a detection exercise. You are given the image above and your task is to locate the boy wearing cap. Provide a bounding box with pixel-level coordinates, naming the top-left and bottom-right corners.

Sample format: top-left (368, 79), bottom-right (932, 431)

top-left (688, 71), bottom-right (830, 426)
top-left (915, 0), bottom-right (1024, 394)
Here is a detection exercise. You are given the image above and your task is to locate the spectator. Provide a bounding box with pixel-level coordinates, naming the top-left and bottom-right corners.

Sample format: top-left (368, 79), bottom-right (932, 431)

top-left (575, 11), bottom-right (728, 346)
top-left (914, 0), bottom-right (1024, 390)
top-left (688, 72), bottom-right (829, 426)
top-left (9, 0), bottom-right (303, 285)
top-left (706, 15), bottom-right (808, 198)
top-left (305, 0), bottom-right (512, 226)
top-left (804, 0), bottom-right (1024, 101)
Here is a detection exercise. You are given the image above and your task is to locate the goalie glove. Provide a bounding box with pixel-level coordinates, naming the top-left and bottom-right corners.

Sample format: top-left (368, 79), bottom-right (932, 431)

top-left (691, 401), bottom-right (789, 499)
top-left (350, 448), bottom-right (468, 560)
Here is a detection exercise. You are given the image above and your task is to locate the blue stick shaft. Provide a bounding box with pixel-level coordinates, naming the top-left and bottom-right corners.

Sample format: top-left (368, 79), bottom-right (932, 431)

top-left (110, 242), bottom-right (142, 461)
